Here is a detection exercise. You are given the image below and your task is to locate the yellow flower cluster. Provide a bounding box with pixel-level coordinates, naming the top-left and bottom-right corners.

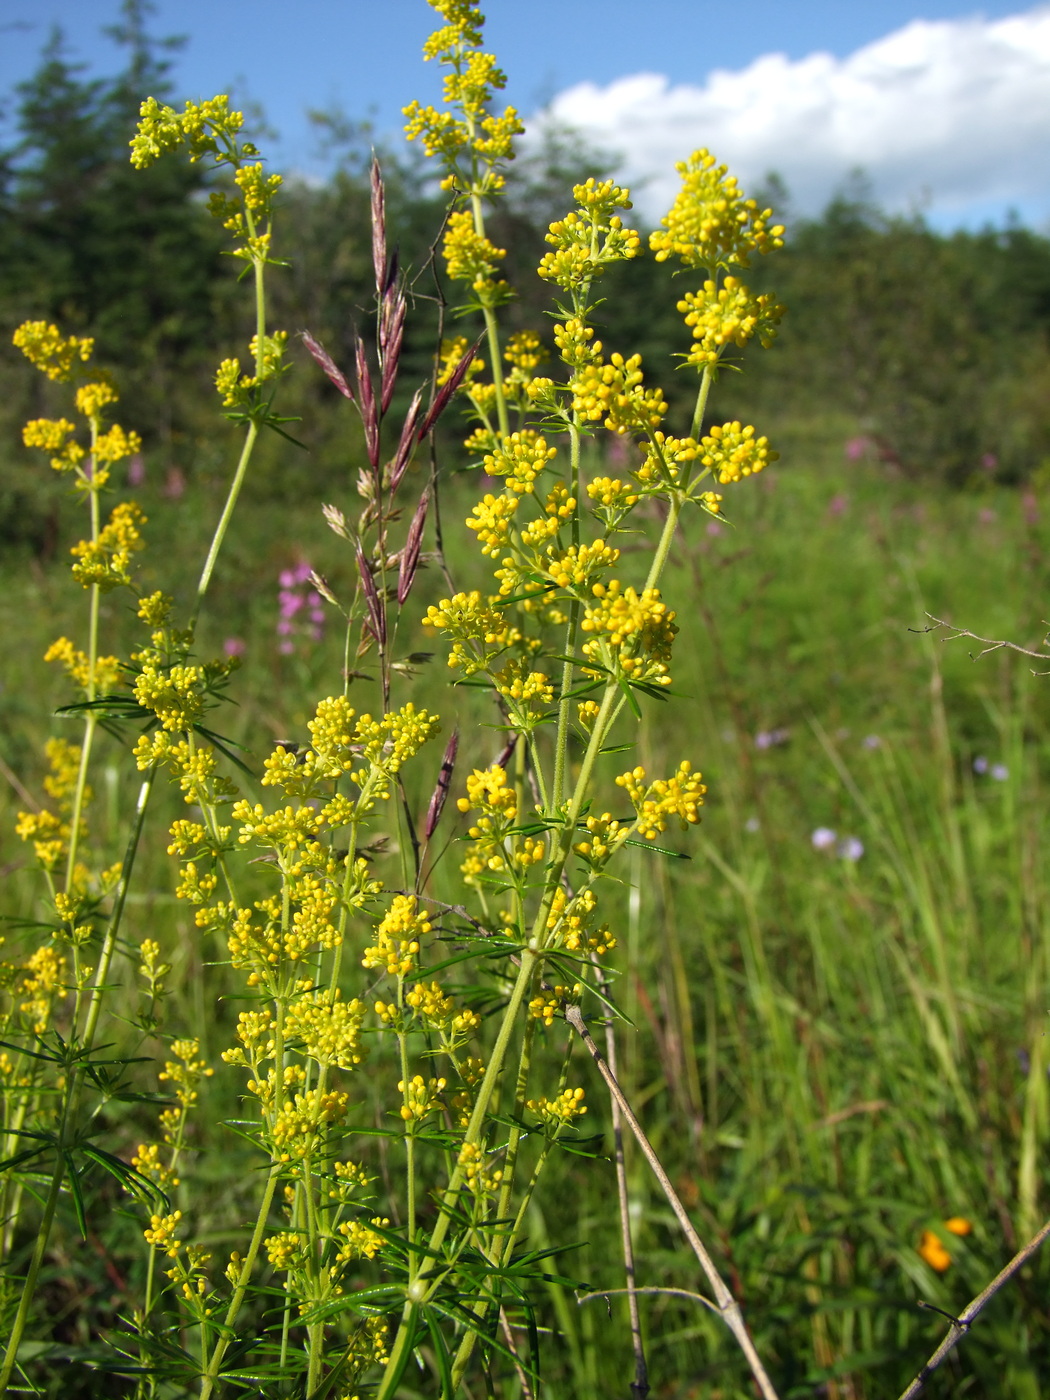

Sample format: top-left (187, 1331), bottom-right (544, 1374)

top-left (493, 658), bottom-right (553, 717)
top-left (131, 94), bottom-right (247, 168)
top-left (285, 992), bottom-right (366, 1070)
top-left (13, 321), bottom-right (93, 381)
top-left (398, 1073), bottom-right (446, 1121)
top-left (215, 330), bottom-right (289, 407)
top-left (466, 491), bottom-right (520, 558)
top-left (362, 895), bottom-right (432, 978)
top-left (699, 422), bottom-right (778, 484)
top-left (678, 277), bottom-right (785, 367)
top-left (158, 1038), bottom-right (214, 1109)
top-left (132, 1142), bottom-right (178, 1190)
top-left (573, 812), bottom-right (630, 871)
top-left (265, 1231), bottom-right (306, 1272)
top-left (586, 475), bottom-right (639, 524)
top-left (404, 0), bottom-right (522, 196)
top-left (456, 764), bottom-right (524, 882)
top-left (545, 886), bottom-right (615, 955)
top-left (482, 431), bottom-right (556, 494)
top-left (438, 335), bottom-right (485, 388)
top-left (581, 582), bottom-right (678, 684)
top-left (71, 501), bottom-right (146, 591)
top-left (144, 1209), bottom-right (183, 1257)
top-left (571, 352), bottom-right (667, 435)
top-left (544, 540), bottom-right (620, 591)
top-left (538, 180), bottom-right (640, 289)
top-left (403, 979), bottom-right (481, 1037)
top-left (272, 1088), bottom-right (350, 1161)
top-left (18, 946), bottom-right (69, 1033)
top-left (553, 317), bottom-right (601, 371)
top-left (134, 660), bottom-right (204, 731)
top-left (528, 983), bottom-right (580, 1027)
top-left (504, 331), bottom-right (545, 374)
top-left (527, 1087), bottom-right (587, 1126)
top-left (457, 1140), bottom-right (503, 1195)
top-left (335, 1217), bottom-right (389, 1264)
top-left (441, 210), bottom-right (509, 305)
top-left (616, 762), bottom-right (707, 839)
top-left (425, 591), bottom-right (517, 674)
top-left (44, 637), bottom-right (121, 694)
top-left (22, 418), bottom-right (84, 473)
top-left (75, 381), bottom-right (118, 420)
top-left (650, 149), bottom-right (785, 271)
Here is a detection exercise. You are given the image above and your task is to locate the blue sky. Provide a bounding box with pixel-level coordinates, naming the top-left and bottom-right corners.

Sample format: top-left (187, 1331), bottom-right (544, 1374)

top-left (2, 1), bottom-right (1048, 228)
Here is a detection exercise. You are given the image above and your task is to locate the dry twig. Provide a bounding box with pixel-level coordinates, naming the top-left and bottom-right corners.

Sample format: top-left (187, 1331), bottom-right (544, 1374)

top-left (922, 613), bottom-right (1050, 672)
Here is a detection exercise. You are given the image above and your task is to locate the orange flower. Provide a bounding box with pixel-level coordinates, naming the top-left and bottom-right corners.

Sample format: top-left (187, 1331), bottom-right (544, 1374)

top-left (918, 1229), bottom-right (952, 1273)
top-left (945, 1217), bottom-right (972, 1237)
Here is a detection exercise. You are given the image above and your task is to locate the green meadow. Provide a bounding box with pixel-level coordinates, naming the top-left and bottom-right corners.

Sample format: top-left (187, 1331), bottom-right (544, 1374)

top-left (3, 414), bottom-right (1050, 1396)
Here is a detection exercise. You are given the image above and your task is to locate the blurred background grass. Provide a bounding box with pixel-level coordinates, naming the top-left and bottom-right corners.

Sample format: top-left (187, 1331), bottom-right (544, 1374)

top-left (3, 7), bottom-right (1050, 1398)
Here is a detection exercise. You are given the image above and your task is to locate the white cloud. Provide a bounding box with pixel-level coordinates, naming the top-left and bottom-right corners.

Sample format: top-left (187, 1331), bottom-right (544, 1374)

top-left (541, 7), bottom-right (1050, 227)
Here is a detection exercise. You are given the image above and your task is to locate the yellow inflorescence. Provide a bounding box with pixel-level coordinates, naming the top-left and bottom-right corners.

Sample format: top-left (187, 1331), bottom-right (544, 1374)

top-left (482, 431), bottom-right (556, 494)
top-left (678, 276), bottom-right (785, 367)
top-left (545, 886), bottom-right (615, 955)
top-left (285, 993), bottom-right (367, 1070)
top-left (698, 422), bottom-right (778, 484)
top-left (457, 1140), bottom-right (503, 1195)
top-left (616, 762), bottom-right (707, 839)
top-left (22, 418), bottom-right (85, 473)
top-left (398, 1073), bottom-right (446, 1122)
top-left (538, 179), bottom-right (640, 289)
top-left (528, 1086), bottom-right (587, 1126)
top-left (650, 149), bottom-right (785, 271)
top-left (571, 352), bottom-right (667, 435)
top-left (13, 321), bottom-right (94, 380)
top-left (71, 501), bottom-right (146, 590)
top-left (580, 582), bottom-right (678, 684)
top-left (362, 895), bottom-right (432, 978)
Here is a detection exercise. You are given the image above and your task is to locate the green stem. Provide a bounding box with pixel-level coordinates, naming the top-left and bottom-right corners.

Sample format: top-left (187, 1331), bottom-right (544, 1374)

top-left (0, 1154), bottom-right (68, 1393)
top-left (690, 363), bottom-right (714, 441)
top-left (65, 474), bottom-right (101, 889)
top-left (190, 420), bottom-right (259, 630)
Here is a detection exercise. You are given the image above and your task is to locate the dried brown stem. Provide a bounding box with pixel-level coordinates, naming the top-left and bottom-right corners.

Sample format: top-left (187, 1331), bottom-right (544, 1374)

top-left (896, 1217), bottom-right (1050, 1400)
top-left (564, 1003), bottom-right (780, 1400)
top-left (922, 613), bottom-right (1050, 672)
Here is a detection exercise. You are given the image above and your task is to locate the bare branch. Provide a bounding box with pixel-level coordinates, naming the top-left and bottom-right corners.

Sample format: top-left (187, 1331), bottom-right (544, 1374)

top-left (897, 1217), bottom-right (1050, 1399)
top-left (921, 613), bottom-right (1050, 673)
top-left (564, 1003), bottom-right (781, 1400)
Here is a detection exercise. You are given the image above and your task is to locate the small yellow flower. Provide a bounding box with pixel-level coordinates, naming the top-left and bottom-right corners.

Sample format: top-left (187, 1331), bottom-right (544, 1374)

top-left (13, 321), bottom-right (93, 380)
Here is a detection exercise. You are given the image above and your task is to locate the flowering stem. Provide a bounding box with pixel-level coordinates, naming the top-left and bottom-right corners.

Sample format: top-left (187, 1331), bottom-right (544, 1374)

top-left (198, 1001), bottom-right (287, 1400)
top-left (190, 420), bottom-right (259, 631)
top-left (469, 193), bottom-right (510, 441)
top-left (65, 470), bottom-right (101, 891)
top-left (690, 363), bottom-right (714, 441)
